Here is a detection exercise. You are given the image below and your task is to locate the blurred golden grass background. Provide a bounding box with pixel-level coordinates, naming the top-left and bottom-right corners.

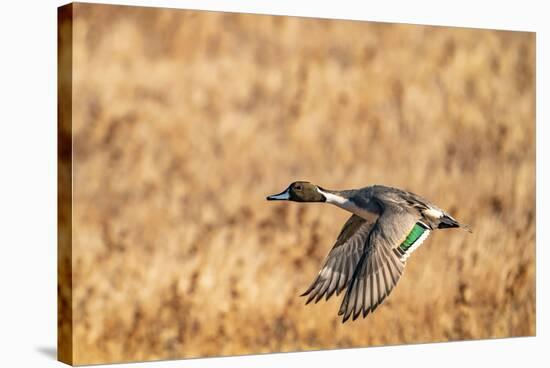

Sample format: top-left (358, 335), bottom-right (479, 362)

top-left (68, 3), bottom-right (535, 365)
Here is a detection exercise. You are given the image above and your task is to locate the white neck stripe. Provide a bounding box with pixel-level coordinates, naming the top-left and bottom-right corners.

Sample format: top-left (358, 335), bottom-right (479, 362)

top-left (317, 188), bottom-right (348, 205)
top-left (317, 187), bottom-right (379, 222)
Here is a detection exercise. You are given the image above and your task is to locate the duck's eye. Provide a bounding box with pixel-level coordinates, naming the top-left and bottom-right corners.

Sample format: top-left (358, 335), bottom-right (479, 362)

top-left (295, 185), bottom-right (303, 191)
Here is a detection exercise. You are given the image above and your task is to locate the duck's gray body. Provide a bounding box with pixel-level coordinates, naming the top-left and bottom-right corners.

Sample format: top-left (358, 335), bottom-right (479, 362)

top-left (335, 185), bottom-right (460, 230)
top-left (267, 182), bottom-right (470, 322)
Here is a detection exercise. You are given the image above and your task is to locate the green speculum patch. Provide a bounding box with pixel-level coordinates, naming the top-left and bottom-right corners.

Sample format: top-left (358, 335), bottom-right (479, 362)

top-left (399, 223), bottom-right (427, 252)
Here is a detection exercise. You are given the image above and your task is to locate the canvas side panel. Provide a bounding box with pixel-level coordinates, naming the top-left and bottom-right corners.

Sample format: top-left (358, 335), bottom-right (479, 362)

top-left (58, 3), bottom-right (74, 366)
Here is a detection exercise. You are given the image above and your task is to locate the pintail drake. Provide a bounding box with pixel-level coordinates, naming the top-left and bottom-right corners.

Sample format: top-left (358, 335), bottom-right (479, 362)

top-left (267, 181), bottom-right (471, 323)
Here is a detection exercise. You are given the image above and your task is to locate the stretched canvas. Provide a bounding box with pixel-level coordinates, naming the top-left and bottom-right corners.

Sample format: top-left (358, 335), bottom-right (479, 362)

top-left (58, 2), bottom-right (536, 365)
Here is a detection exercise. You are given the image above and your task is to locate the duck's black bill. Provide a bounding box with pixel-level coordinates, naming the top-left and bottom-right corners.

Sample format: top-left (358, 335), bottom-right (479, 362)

top-left (266, 189), bottom-right (290, 201)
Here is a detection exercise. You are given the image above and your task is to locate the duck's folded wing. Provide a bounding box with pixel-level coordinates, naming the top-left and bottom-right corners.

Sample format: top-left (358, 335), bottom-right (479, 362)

top-left (301, 214), bottom-right (376, 304)
top-left (338, 205), bottom-right (419, 322)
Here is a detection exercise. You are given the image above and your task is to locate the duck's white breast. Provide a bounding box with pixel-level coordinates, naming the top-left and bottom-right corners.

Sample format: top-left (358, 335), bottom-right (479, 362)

top-left (318, 189), bottom-right (379, 222)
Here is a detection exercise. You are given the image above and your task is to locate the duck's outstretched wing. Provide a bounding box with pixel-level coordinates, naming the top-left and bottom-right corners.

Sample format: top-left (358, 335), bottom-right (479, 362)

top-left (301, 214), bottom-right (376, 304)
top-left (338, 203), bottom-right (422, 322)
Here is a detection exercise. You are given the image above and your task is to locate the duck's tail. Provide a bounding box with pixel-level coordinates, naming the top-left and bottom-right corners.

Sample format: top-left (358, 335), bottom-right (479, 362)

top-left (437, 214), bottom-right (473, 233)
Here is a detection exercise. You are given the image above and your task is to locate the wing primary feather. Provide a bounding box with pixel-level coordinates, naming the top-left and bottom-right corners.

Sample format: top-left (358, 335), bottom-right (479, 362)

top-left (374, 249), bottom-right (385, 300)
top-left (378, 242), bottom-right (397, 288)
top-left (326, 258), bottom-right (342, 300)
top-left (341, 250), bottom-right (368, 323)
top-left (338, 272), bottom-right (353, 316)
top-left (328, 255), bottom-right (343, 296)
top-left (362, 249), bottom-right (372, 318)
top-left (369, 254), bottom-right (376, 317)
top-left (383, 246), bottom-right (405, 301)
top-left (376, 248), bottom-right (389, 299)
top-left (373, 249), bottom-right (383, 312)
top-left (345, 256), bottom-right (354, 287)
top-left (386, 247), bottom-right (403, 286)
top-left (315, 277), bottom-right (331, 303)
top-left (305, 282), bottom-right (323, 305)
top-left (300, 276), bottom-right (319, 297)
top-left (341, 286), bottom-right (354, 322)
top-left (315, 262), bottom-right (336, 302)
top-left (348, 272), bottom-right (359, 321)
top-left (368, 250), bottom-right (376, 313)
top-left (353, 272), bottom-right (365, 320)
top-left (336, 254), bottom-right (349, 295)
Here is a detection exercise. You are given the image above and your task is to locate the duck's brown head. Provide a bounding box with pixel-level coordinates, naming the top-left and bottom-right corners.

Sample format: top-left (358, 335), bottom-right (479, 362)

top-left (266, 181), bottom-right (326, 202)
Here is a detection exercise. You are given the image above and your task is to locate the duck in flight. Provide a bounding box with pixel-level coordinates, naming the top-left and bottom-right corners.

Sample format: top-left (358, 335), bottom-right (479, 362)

top-left (267, 181), bottom-right (471, 323)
